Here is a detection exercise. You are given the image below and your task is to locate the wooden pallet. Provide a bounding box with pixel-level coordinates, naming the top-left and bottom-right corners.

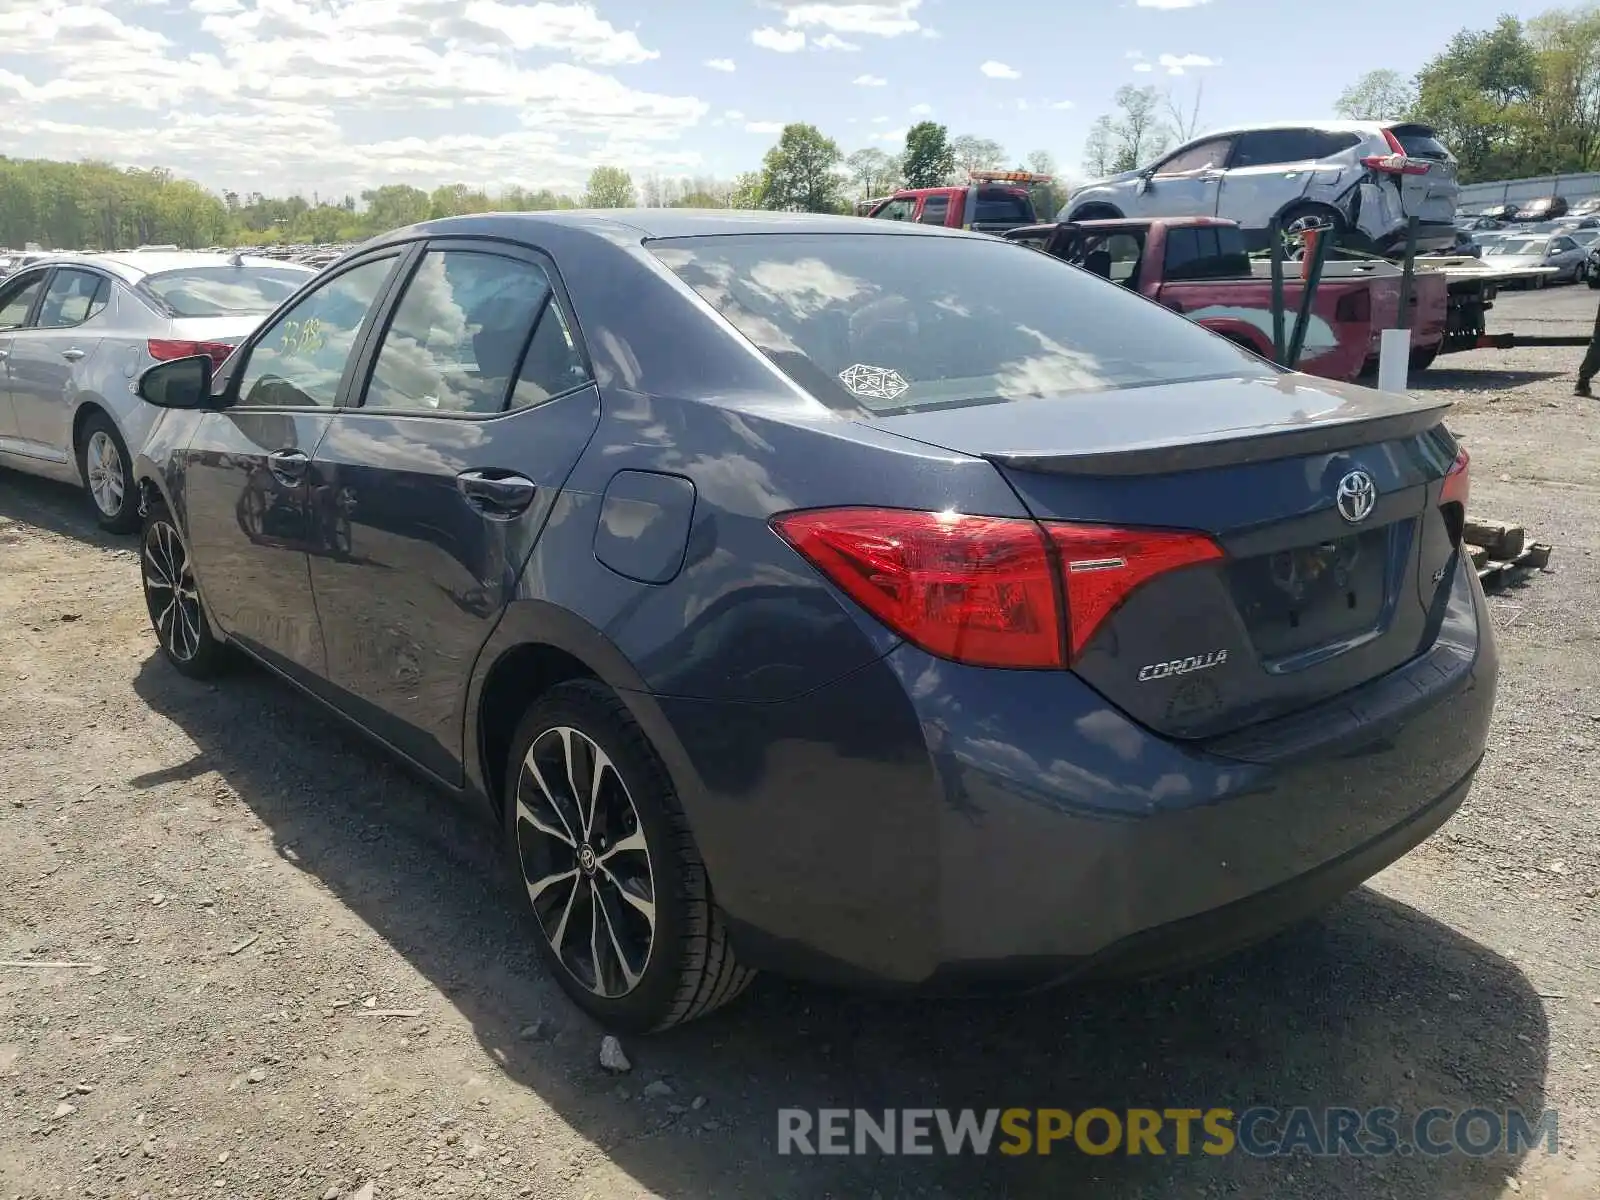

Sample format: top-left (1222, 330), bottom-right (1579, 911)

top-left (1465, 537), bottom-right (1553, 590)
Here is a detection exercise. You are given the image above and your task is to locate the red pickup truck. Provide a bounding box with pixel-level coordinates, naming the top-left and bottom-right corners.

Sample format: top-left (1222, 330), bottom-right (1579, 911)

top-left (863, 170), bottom-right (1050, 233)
top-left (1005, 217), bottom-right (1448, 380)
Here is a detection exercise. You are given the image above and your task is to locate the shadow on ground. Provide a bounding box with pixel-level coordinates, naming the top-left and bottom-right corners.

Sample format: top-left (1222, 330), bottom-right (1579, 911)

top-left (1406, 368), bottom-right (1566, 392)
top-left (6, 469), bottom-right (1547, 1199)
top-left (127, 647), bottom-right (1552, 1200)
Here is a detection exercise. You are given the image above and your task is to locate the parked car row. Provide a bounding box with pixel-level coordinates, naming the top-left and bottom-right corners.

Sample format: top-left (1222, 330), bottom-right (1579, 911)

top-left (2, 209), bottom-right (1498, 1037)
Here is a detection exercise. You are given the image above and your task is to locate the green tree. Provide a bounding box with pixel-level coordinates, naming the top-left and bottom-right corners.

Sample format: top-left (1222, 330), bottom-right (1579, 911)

top-left (1413, 16), bottom-right (1541, 181)
top-left (1334, 69), bottom-right (1416, 121)
top-left (901, 121), bottom-right (955, 188)
top-left (1082, 116), bottom-right (1115, 177)
top-left (758, 123), bottom-right (845, 213)
top-left (728, 171), bottom-right (767, 209)
top-left (950, 135), bottom-right (1006, 178)
top-left (1104, 85), bottom-right (1172, 172)
top-left (360, 184), bottom-right (431, 230)
top-left (583, 166), bottom-right (636, 208)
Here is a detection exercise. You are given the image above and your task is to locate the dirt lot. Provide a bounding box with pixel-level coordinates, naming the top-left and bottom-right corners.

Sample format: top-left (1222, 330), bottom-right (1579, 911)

top-left (4, 286), bottom-right (1600, 1199)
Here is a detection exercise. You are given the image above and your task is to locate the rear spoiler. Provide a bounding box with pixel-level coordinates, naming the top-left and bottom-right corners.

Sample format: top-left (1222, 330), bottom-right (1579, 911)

top-left (985, 401), bottom-right (1456, 476)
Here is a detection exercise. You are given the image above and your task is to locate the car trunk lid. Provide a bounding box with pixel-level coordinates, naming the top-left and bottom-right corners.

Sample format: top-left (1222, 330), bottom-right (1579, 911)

top-left (1384, 122), bottom-right (1459, 225)
top-left (870, 374), bottom-right (1465, 739)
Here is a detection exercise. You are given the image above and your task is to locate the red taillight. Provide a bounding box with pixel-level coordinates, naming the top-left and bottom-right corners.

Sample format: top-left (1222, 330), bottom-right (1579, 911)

top-left (1441, 446), bottom-right (1470, 510)
top-left (1045, 523), bottom-right (1226, 660)
top-left (1361, 148), bottom-right (1431, 176)
top-left (147, 339), bottom-right (234, 368)
top-left (771, 507), bottom-right (1224, 668)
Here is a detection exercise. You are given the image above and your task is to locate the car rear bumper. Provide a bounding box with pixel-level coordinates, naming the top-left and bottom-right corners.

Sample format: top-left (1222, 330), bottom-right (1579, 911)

top-left (660, 553), bottom-right (1496, 990)
top-left (1374, 220), bottom-right (1458, 255)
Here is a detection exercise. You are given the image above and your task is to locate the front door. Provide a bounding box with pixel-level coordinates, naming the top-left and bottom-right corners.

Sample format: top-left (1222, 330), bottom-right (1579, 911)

top-left (7, 267), bottom-right (113, 459)
top-left (1215, 128), bottom-right (1326, 234)
top-left (1132, 136), bottom-right (1235, 219)
top-left (179, 252), bottom-right (404, 684)
top-left (0, 268), bottom-right (51, 449)
top-left (309, 241), bottom-right (601, 781)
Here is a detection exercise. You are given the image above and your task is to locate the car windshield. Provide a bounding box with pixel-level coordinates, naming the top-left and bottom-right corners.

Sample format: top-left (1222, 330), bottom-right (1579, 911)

top-left (1488, 239), bottom-right (1545, 256)
top-left (142, 265), bottom-right (313, 317)
top-left (649, 232), bottom-right (1275, 415)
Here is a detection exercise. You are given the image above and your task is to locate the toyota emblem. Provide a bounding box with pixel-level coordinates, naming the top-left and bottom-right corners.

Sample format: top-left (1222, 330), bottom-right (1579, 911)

top-left (1335, 469), bottom-right (1377, 524)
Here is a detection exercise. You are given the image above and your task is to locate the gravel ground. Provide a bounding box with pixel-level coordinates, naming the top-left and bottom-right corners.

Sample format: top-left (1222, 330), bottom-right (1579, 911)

top-left (4, 287), bottom-right (1600, 1199)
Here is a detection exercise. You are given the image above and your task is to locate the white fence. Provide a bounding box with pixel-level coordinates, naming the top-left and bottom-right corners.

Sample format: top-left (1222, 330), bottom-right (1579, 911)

top-left (1458, 172), bottom-right (1600, 209)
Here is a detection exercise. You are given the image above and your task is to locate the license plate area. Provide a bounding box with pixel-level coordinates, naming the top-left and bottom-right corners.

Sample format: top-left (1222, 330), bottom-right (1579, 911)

top-left (1227, 526), bottom-right (1394, 661)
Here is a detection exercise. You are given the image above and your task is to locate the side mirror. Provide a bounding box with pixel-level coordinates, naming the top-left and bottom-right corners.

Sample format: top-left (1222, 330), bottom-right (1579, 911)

top-left (137, 355), bottom-right (216, 410)
top-left (1135, 172), bottom-right (1154, 195)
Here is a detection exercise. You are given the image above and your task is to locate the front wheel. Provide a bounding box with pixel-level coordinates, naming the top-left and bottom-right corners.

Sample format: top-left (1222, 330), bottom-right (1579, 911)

top-left (504, 680), bottom-right (755, 1032)
top-left (141, 502), bottom-right (229, 678)
top-left (78, 412), bottom-right (139, 534)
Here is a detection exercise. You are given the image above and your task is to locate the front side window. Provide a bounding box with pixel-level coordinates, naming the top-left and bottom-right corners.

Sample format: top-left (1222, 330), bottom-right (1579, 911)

top-left (36, 269), bottom-right (110, 328)
top-left (1156, 139), bottom-right (1233, 176)
top-left (0, 269), bottom-right (46, 329)
top-left (235, 256), bottom-right (397, 409)
top-left (873, 198), bottom-right (915, 222)
top-left (364, 250), bottom-right (561, 414)
top-left (650, 232), bottom-right (1272, 416)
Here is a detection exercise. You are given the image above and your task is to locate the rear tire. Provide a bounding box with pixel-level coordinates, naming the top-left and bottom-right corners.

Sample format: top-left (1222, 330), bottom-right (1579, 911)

top-left (141, 501), bottom-right (229, 679)
top-left (503, 680), bottom-right (755, 1032)
top-left (1409, 347), bottom-right (1439, 372)
top-left (77, 411), bottom-right (139, 534)
top-left (1277, 204), bottom-right (1346, 259)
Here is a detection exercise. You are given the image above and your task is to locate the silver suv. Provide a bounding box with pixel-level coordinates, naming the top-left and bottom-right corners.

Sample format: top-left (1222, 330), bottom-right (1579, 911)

top-left (0, 252), bottom-right (315, 531)
top-left (1061, 120), bottom-right (1460, 256)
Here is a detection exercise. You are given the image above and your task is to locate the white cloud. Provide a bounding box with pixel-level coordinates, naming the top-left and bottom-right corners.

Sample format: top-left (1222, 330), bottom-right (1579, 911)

top-left (745, 120), bottom-right (785, 134)
top-left (909, 102), bottom-right (933, 115)
top-left (1158, 52), bottom-right (1219, 75)
top-left (1137, 0), bottom-right (1211, 7)
top-left (813, 32), bottom-right (859, 50)
top-left (725, 109), bottom-right (746, 120)
top-left (1016, 98), bottom-right (1029, 111)
top-left (854, 74), bottom-right (887, 86)
top-left (872, 127), bottom-right (907, 143)
top-left (980, 60), bottom-right (1020, 79)
top-left (0, 0), bottom-right (711, 196)
top-left (871, 115), bottom-right (889, 123)
top-left (459, 1), bottom-right (658, 65)
top-left (704, 57), bottom-right (736, 71)
top-left (1125, 50), bottom-right (1146, 60)
top-left (1133, 62), bottom-right (1154, 72)
top-left (776, 1), bottom-right (922, 37)
top-left (751, 26), bottom-right (806, 51)
top-left (1051, 99), bottom-right (1074, 109)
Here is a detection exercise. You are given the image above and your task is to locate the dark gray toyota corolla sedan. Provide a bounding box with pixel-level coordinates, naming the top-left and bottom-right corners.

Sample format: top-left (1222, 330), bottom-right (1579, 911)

top-left (130, 210), bottom-right (1496, 1033)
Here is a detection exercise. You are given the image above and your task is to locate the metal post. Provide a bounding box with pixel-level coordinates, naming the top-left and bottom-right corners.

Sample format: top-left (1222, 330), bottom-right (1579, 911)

top-left (1286, 223), bottom-right (1334, 369)
top-left (1269, 216), bottom-right (1286, 365)
top-left (1397, 216), bottom-right (1419, 331)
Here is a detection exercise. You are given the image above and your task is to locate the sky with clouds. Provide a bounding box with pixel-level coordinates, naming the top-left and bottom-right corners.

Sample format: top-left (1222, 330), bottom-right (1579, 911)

top-left (0, 0), bottom-right (1557, 199)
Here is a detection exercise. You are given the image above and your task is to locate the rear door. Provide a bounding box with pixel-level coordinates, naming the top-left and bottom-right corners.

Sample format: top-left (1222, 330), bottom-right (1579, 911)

top-left (308, 238), bottom-right (601, 782)
top-left (1385, 123), bottom-right (1459, 224)
top-left (915, 193), bottom-right (953, 226)
top-left (1217, 128), bottom-right (1330, 231)
top-left (8, 266), bottom-right (112, 458)
top-left (0, 267), bottom-right (49, 446)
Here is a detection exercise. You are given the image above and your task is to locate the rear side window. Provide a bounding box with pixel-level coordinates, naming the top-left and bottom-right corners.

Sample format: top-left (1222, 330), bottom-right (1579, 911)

top-left (649, 233), bottom-right (1273, 415)
top-left (971, 189), bottom-right (1034, 223)
top-left (143, 266), bottom-right (313, 317)
top-left (917, 196), bottom-right (950, 225)
top-left (37, 269), bottom-right (110, 328)
top-left (1230, 129), bottom-right (1326, 168)
top-left (1164, 225), bottom-right (1253, 281)
top-left (1387, 124), bottom-right (1451, 160)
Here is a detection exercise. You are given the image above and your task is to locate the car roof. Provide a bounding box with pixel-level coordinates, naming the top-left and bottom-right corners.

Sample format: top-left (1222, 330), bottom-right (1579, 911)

top-left (388, 208), bottom-right (976, 247)
top-left (1189, 119), bottom-right (1408, 140)
top-left (16, 250), bottom-right (315, 285)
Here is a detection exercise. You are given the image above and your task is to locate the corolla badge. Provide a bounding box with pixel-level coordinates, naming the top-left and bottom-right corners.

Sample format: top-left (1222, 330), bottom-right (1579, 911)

top-left (1138, 650), bottom-right (1228, 683)
top-left (1335, 469), bottom-right (1377, 524)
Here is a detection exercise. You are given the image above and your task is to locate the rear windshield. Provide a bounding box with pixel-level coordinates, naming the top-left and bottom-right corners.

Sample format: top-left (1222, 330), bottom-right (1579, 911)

top-left (142, 266), bottom-right (312, 318)
top-left (1387, 124), bottom-right (1451, 160)
top-left (648, 232), bottom-right (1273, 414)
top-left (971, 189), bottom-right (1034, 224)
top-left (1488, 238), bottom-right (1544, 255)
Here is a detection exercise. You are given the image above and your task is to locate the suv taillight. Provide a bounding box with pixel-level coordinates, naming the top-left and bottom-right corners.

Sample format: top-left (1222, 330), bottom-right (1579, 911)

top-left (148, 339), bottom-right (234, 368)
top-left (1362, 128), bottom-right (1432, 176)
top-left (771, 507), bottom-right (1223, 668)
top-left (1440, 447), bottom-right (1470, 544)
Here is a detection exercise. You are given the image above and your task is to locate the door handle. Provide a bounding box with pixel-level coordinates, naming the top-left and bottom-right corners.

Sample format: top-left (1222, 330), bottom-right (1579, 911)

top-left (0, 349), bottom-right (8, 362)
top-left (267, 448), bottom-right (310, 486)
top-left (456, 469), bottom-right (537, 517)
top-left (60, 348), bottom-right (86, 362)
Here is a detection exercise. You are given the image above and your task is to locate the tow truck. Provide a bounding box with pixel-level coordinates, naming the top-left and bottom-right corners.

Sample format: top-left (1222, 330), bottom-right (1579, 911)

top-left (861, 170), bottom-right (1052, 233)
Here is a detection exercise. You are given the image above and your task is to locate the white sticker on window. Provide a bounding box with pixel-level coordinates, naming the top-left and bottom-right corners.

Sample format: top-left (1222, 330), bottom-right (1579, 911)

top-left (838, 363), bottom-right (908, 401)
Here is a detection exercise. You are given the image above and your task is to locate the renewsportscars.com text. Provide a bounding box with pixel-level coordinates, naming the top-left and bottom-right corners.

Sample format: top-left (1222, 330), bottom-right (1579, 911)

top-left (777, 1107), bottom-right (1560, 1158)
